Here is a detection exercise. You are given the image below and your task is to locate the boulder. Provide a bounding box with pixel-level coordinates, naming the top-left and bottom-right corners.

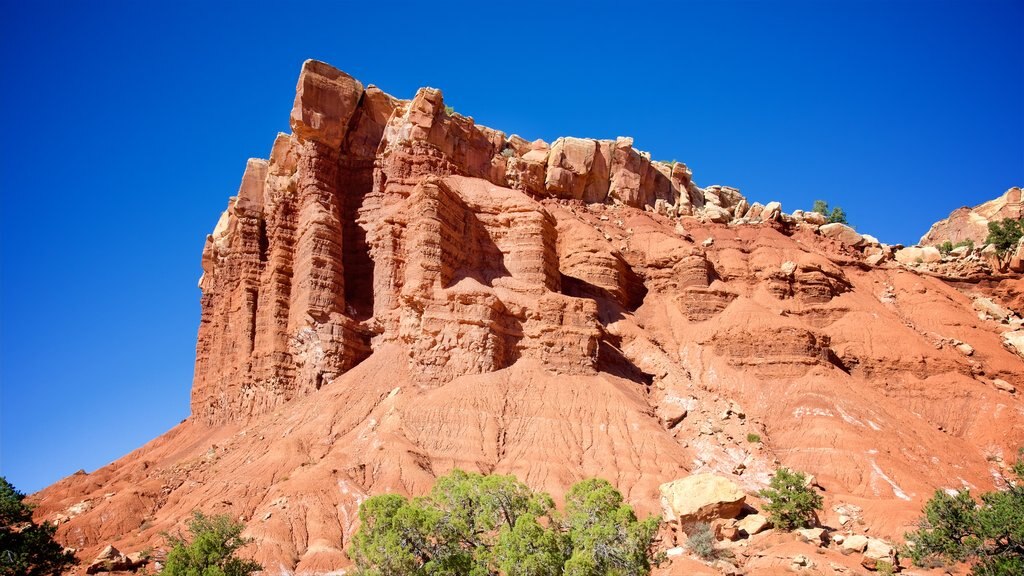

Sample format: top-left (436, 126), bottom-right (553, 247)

top-left (993, 379), bottom-right (1016, 393)
top-left (973, 297), bottom-right (1012, 322)
top-left (801, 210), bottom-right (827, 225)
top-left (819, 223), bottom-right (864, 247)
top-left (864, 538), bottom-right (893, 559)
top-left (659, 474), bottom-right (746, 524)
top-left (86, 545), bottom-right (137, 574)
top-left (1010, 236), bottom-right (1024, 272)
top-left (1004, 330), bottom-right (1024, 358)
top-left (840, 534), bottom-right (869, 553)
top-left (796, 527), bottom-right (826, 546)
top-left (894, 246), bottom-right (941, 265)
top-left (762, 201), bottom-right (782, 221)
top-left (737, 513), bottom-right (769, 536)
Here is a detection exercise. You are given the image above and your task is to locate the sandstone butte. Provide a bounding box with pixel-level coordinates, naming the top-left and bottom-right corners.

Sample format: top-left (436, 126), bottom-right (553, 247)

top-left (30, 60), bottom-right (1024, 576)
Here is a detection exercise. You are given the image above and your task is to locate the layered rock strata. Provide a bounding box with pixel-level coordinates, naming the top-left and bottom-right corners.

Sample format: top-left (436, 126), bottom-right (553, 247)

top-left (32, 61), bottom-right (1024, 576)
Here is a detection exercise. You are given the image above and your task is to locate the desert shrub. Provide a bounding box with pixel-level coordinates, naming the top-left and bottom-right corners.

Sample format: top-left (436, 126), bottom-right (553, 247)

top-left (746, 433), bottom-right (761, 443)
top-left (903, 448), bottom-right (1024, 576)
top-left (685, 522), bottom-right (717, 561)
top-left (758, 468), bottom-right (823, 531)
top-left (160, 512), bottom-right (261, 576)
top-left (0, 476), bottom-right (77, 576)
top-left (811, 200), bottom-right (848, 224)
top-left (985, 219), bottom-right (1023, 266)
top-left (350, 470), bottom-right (661, 576)
top-left (938, 239), bottom-right (975, 255)
top-left (500, 147), bottom-right (516, 158)
top-left (444, 105), bottom-right (455, 115)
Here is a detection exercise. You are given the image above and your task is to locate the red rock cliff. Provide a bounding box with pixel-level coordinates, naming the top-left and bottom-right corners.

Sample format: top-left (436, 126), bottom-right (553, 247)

top-left (32, 60), bottom-right (1024, 575)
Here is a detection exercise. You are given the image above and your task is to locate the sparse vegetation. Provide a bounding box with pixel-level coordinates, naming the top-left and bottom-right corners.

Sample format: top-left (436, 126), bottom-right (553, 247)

top-left (746, 433), bottom-right (761, 443)
top-left (444, 105), bottom-right (455, 116)
top-left (349, 470), bottom-right (661, 576)
top-left (811, 199), bottom-right (848, 224)
top-left (985, 218), bottom-right (1023, 267)
top-left (902, 448), bottom-right (1024, 576)
top-left (757, 468), bottom-right (823, 531)
top-left (500, 147), bottom-right (516, 158)
top-left (0, 476), bottom-right (77, 576)
top-left (685, 522), bottom-right (717, 561)
top-left (938, 239), bottom-right (975, 255)
top-left (160, 512), bottom-right (262, 576)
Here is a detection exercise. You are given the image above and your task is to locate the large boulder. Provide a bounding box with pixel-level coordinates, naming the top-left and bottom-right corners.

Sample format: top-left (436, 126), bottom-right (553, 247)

top-left (894, 245), bottom-right (941, 265)
top-left (659, 474), bottom-right (746, 525)
top-left (819, 223), bottom-right (864, 247)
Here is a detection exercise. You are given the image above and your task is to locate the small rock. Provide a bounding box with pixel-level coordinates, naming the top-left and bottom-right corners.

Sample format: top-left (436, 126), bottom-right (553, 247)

top-left (791, 554), bottom-right (812, 568)
top-left (956, 342), bottom-right (975, 356)
top-left (796, 527), bottom-right (826, 546)
top-left (993, 379), bottom-right (1016, 393)
top-left (737, 513), bottom-right (769, 536)
top-left (702, 237), bottom-right (714, 247)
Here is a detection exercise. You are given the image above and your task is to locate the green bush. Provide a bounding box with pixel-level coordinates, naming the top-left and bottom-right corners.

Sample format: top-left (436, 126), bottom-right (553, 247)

top-left (810, 200), bottom-right (848, 224)
top-left (0, 476), bottom-right (77, 576)
top-left (746, 433), bottom-right (761, 443)
top-left (985, 219), bottom-right (1023, 267)
top-left (349, 470), bottom-right (661, 576)
top-left (903, 448), bottom-right (1024, 576)
top-left (938, 239), bottom-right (975, 255)
top-left (757, 468), bottom-right (823, 531)
top-left (160, 512), bottom-right (261, 576)
top-left (444, 105), bottom-right (455, 116)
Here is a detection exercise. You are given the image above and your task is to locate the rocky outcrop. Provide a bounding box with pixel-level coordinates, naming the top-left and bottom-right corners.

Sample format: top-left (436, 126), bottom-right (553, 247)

top-left (660, 474), bottom-right (746, 525)
top-left (920, 186), bottom-right (1022, 245)
top-left (32, 60), bottom-right (1024, 576)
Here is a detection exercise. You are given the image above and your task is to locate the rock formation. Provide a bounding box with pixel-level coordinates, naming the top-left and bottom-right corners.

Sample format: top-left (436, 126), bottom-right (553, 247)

top-left (31, 61), bottom-right (1024, 575)
top-left (920, 186), bottom-right (1022, 246)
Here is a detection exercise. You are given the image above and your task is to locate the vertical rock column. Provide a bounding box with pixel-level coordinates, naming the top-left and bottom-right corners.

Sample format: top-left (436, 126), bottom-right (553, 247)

top-left (287, 60), bottom-right (366, 394)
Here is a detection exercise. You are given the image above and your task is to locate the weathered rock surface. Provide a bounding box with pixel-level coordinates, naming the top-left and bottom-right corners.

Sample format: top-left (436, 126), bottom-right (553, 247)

top-left (660, 474), bottom-right (746, 524)
top-left (920, 187), bottom-right (1023, 245)
top-left (31, 60), bottom-right (1024, 576)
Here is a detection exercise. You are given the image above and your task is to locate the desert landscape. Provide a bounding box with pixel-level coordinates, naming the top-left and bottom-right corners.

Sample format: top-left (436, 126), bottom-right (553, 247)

top-left (13, 59), bottom-right (1022, 575)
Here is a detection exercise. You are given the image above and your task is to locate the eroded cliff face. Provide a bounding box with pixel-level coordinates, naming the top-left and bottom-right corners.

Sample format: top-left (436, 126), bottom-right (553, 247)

top-left (33, 60), bottom-right (1024, 575)
top-left (920, 186), bottom-right (1022, 246)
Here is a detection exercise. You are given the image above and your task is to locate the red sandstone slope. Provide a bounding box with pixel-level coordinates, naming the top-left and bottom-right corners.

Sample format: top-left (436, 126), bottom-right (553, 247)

top-left (32, 60), bottom-right (1024, 574)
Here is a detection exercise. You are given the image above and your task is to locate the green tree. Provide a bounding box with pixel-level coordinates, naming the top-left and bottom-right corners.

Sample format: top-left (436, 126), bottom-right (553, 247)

top-left (810, 200), bottom-right (848, 224)
top-left (160, 512), bottom-right (261, 576)
top-left (827, 207), bottom-right (847, 224)
top-left (563, 478), bottom-right (661, 575)
top-left (0, 477), bottom-right (77, 576)
top-left (985, 219), bottom-right (1023, 267)
top-left (757, 468), bottom-right (823, 531)
top-left (349, 471), bottom-right (661, 576)
top-left (903, 449), bottom-right (1024, 575)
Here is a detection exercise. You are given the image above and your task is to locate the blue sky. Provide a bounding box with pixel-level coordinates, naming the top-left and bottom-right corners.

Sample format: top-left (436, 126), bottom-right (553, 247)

top-left (1, 0), bottom-right (1021, 494)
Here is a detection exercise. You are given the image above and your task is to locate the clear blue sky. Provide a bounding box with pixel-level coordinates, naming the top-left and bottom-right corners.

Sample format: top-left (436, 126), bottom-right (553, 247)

top-left (1, 0), bottom-right (1021, 494)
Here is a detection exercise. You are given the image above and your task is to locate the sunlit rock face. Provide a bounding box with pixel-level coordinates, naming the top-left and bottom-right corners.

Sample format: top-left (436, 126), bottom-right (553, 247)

top-left (33, 60), bottom-right (1024, 575)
